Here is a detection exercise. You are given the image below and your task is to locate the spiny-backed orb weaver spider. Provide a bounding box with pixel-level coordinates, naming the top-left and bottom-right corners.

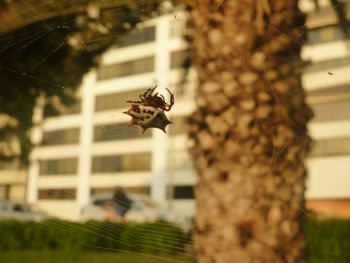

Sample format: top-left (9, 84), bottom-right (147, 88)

top-left (123, 86), bottom-right (174, 133)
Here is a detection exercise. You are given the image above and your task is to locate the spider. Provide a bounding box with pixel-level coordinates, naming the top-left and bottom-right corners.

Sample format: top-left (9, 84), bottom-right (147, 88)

top-left (126, 85), bottom-right (174, 112)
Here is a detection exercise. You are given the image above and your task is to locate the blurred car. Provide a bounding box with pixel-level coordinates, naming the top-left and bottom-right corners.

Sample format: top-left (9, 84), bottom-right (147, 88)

top-left (80, 192), bottom-right (192, 231)
top-left (0, 201), bottom-right (48, 222)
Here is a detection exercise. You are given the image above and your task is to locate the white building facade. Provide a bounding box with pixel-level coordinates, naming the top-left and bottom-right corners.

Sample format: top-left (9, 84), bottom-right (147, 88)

top-left (28, 13), bottom-right (196, 220)
top-left (28, 1), bottom-right (350, 220)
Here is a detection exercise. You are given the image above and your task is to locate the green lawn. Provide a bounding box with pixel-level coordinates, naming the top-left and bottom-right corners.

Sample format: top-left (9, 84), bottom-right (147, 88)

top-left (0, 251), bottom-right (195, 263)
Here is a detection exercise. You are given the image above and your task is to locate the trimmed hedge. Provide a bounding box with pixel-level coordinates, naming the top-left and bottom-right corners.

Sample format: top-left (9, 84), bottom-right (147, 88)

top-left (0, 217), bottom-right (349, 262)
top-left (0, 220), bottom-right (188, 254)
top-left (306, 217), bottom-right (350, 263)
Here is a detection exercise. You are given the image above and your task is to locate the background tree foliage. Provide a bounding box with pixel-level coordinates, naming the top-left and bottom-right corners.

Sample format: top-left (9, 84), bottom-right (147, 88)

top-left (0, 0), bottom-right (160, 164)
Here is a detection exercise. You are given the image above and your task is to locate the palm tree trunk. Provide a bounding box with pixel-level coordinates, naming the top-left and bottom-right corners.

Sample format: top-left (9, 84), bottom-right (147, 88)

top-left (188, 1), bottom-right (312, 262)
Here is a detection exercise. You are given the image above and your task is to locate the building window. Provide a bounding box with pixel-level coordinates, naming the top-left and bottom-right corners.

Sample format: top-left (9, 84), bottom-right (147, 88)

top-left (38, 189), bottom-right (76, 200)
top-left (170, 50), bottom-right (190, 69)
top-left (95, 88), bottom-right (150, 112)
top-left (91, 187), bottom-right (150, 195)
top-left (0, 159), bottom-right (21, 170)
top-left (311, 100), bottom-right (350, 123)
top-left (115, 26), bottom-right (155, 47)
top-left (39, 158), bottom-right (78, 175)
top-left (92, 155), bottom-right (121, 173)
top-left (169, 116), bottom-right (188, 136)
top-left (44, 100), bottom-right (81, 117)
top-left (310, 137), bottom-right (350, 157)
top-left (94, 123), bottom-right (151, 142)
top-left (305, 57), bottom-right (350, 73)
top-left (92, 153), bottom-right (151, 173)
top-left (64, 101), bottom-right (81, 115)
top-left (307, 25), bottom-right (343, 44)
top-left (97, 56), bottom-right (154, 81)
top-left (307, 84), bottom-right (350, 104)
top-left (122, 153), bottom-right (151, 172)
top-left (0, 185), bottom-right (10, 200)
top-left (173, 185), bottom-right (194, 199)
top-left (42, 128), bottom-right (80, 146)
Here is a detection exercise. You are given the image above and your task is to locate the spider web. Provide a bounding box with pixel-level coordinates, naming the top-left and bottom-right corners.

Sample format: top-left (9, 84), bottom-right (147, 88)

top-left (0, 0), bottom-right (349, 262)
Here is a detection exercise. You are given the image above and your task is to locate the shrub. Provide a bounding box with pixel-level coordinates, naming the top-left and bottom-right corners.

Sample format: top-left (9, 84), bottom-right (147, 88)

top-left (306, 216), bottom-right (350, 263)
top-left (0, 217), bottom-right (349, 261)
top-left (0, 219), bottom-right (187, 254)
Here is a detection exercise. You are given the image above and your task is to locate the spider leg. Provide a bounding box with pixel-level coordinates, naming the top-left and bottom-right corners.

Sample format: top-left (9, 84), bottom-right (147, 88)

top-left (149, 86), bottom-right (157, 96)
top-left (127, 118), bottom-right (138, 127)
top-left (140, 87), bottom-right (152, 101)
top-left (141, 86), bottom-right (158, 103)
top-left (165, 88), bottom-right (174, 111)
top-left (126, 100), bottom-right (143, 104)
top-left (166, 87), bottom-right (173, 98)
top-left (144, 89), bottom-right (152, 97)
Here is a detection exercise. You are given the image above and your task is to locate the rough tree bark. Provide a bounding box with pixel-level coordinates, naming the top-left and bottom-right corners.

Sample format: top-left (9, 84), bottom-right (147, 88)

top-left (188, 1), bottom-right (312, 262)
